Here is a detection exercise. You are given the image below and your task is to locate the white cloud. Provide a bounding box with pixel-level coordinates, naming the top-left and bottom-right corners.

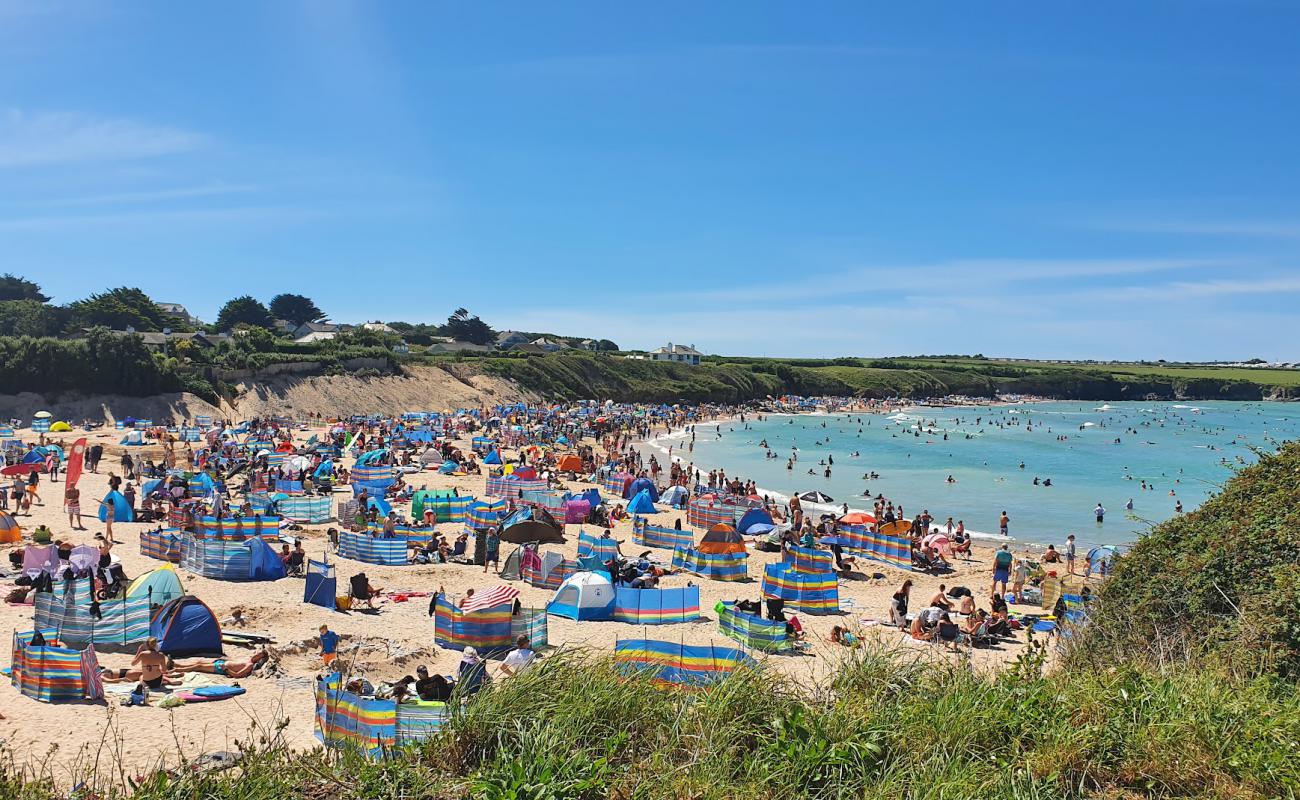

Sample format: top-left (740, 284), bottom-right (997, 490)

top-left (42, 183), bottom-right (260, 207)
top-left (0, 110), bottom-right (206, 168)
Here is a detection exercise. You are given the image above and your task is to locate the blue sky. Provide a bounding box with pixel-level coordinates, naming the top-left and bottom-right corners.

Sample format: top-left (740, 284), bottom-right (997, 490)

top-left (2, 1), bottom-right (1299, 359)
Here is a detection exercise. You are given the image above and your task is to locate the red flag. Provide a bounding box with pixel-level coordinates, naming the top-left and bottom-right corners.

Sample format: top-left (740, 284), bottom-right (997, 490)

top-left (65, 437), bottom-right (87, 489)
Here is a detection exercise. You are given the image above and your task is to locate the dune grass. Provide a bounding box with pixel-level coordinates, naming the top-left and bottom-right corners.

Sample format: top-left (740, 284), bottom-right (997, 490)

top-left (5, 643), bottom-right (1298, 800)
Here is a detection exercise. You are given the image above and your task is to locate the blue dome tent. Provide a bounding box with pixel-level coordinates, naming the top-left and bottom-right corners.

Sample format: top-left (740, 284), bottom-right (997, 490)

top-left (483, 449), bottom-right (502, 465)
top-left (737, 508), bottom-right (775, 535)
top-left (625, 477), bottom-right (658, 502)
top-left (626, 489), bottom-right (657, 515)
top-left (150, 596), bottom-right (223, 657)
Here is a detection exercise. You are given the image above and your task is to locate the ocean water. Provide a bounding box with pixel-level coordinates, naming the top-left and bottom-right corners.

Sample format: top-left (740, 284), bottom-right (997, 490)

top-left (653, 401), bottom-right (1300, 550)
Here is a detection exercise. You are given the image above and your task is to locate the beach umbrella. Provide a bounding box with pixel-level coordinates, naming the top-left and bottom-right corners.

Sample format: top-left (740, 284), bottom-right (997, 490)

top-left (798, 491), bottom-right (835, 504)
top-left (839, 512), bottom-right (876, 525)
top-left (922, 532), bottom-right (949, 550)
top-left (33, 411), bottom-right (52, 419)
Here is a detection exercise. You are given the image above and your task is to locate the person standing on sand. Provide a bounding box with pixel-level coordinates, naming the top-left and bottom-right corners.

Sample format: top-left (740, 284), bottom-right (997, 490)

top-left (1065, 534), bottom-right (1077, 575)
top-left (319, 625), bottom-right (339, 668)
top-left (483, 527), bottom-right (500, 574)
top-left (993, 544), bottom-right (1013, 597)
top-left (64, 484), bottom-right (83, 529)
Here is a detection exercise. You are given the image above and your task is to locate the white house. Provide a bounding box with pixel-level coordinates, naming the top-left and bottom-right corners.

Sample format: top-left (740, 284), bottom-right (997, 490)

top-left (531, 337), bottom-right (570, 353)
top-left (648, 343), bottom-right (702, 365)
top-left (362, 321), bottom-right (398, 335)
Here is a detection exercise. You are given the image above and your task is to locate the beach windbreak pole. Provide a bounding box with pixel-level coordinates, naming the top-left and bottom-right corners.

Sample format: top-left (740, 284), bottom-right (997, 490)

top-left (64, 437), bottom-right (87, 489)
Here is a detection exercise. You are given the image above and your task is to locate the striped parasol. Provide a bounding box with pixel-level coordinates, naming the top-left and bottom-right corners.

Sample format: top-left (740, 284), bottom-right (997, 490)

top-left (460, 585), bottom-right (520, 613)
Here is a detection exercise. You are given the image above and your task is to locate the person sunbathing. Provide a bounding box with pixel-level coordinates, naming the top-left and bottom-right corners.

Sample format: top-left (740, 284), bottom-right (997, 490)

top-left (171, 650), bottom-right (268, 678)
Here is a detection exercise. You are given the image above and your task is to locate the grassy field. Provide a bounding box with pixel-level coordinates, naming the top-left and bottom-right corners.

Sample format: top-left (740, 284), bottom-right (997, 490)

top-left (456, 352), bottom-right (1300, 402)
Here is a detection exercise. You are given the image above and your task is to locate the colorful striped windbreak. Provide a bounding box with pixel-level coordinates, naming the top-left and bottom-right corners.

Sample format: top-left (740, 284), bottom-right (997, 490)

top-left (34, 585), bottom-right (152, 646)
top-left (716, 602), bottom-right (791, 652)
top-left (838, 524), bottom-right (912, 571)
top-left (338, 532), bottom-right (408, 566)
top-left (602, 472), bottom-right (632, 496)
top-left (466, 498), bottom-right (506, 528)
top-left (687, 498), bottom-right (742, 530)
top-left (671, 546), bottom-right (748, 582)
top-left (140, 528), bottom-right (183, 563)
top-left (632, 518), bottom-right (693, 551)
top-left (10, 630), bottom-right (104, 703)
top-left (577, 530), bottom-right (619, 562)
top-left (350, 464), bottom-right (396, 492)
top-left (485, 475), bottom-right (548, 500)
top-left (314, 676), bottom-right (396, 756)
top-left (613, 586), bottom-right (700, 625)
top-left (761, 563), bottom-right (840, 614)
top-left (782, 544), bottom-right (835, 575)
top-left (521, 490), bottom-right (567, 523)
top-left (277, 495), bottom-right (333, 523)
top-left (614, 639), bottom-right (755, 687)
top-left (192, 515), bottom-right (282, 540)
top-left (433, 595), bottom-right (514, 655)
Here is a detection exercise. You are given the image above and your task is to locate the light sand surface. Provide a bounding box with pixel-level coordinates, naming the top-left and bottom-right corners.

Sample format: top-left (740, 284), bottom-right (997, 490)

top-left (0, 422), bottom-right (1048, 782)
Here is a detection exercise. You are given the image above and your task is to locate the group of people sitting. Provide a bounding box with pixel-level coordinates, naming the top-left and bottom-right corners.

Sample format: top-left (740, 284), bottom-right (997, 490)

top-left (889, 580), bottom-right (1015, 650)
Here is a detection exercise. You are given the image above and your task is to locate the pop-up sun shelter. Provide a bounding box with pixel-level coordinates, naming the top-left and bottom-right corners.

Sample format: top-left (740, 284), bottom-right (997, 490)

top-left (625, 490), bottom-right (657, 515)
top-left (305, 559), bottom-right (338, 610)
top-left (126, 565), bottom-right (185, 608)
top-left (150, 596), bottom-right (223, 657)
top-left (547, 571), bottom-right (615, 621)
top-left (697, 523), bottom-right (746, 555)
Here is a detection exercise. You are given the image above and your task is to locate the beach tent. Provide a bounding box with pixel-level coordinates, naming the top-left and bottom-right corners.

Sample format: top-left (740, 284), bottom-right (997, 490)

top-left (150, 596), bottom-right (224, 656)
top-left (547, 571), bottom-right (615, 621)
top-left (563, 499), bottom-right (591, 524)
top-left (246, 537), bottom-right (288, 580)
top-left (625, 490), bottom-right (657, 516)
top-left (305, 559), bottom-right (337, 610)
top-left (556, 455), bottom-right (583, 473)
top-left (0, 511), bottom-right (21, 544)
top-left (98, 490), bottom-right (135, 523)
top-left (1087, 545), bottom-right (1121, 576)
top-left (660, 485), bottom-right (688, 507)
top-left (49, 421), bottom-right (72, 432)
top-left (737, 508), bottom-right (774, 535)
top-left (482, 449), bottom-right (502, 465)
top-left (126, 566), bottom-right (185, 607)
top-left (625, 477), bottom-right (658, 502)
top-left (697, 523), bottom-right (745, 555)
top-left (120, 430), bottom-right (145, 446)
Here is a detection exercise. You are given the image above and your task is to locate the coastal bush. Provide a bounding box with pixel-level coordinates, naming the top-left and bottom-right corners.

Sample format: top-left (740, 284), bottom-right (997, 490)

top-left (1069, 440), bottom-right (1300, 680)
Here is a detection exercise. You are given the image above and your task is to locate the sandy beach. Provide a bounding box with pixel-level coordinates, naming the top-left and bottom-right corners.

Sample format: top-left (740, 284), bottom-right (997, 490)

top-left (0, 418), bottom-right (1055, 782)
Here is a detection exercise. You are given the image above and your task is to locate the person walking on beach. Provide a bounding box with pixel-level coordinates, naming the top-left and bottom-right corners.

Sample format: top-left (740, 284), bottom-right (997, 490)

top-left (1065, 534), bottom-right (1076, 575)
top-left (999, 511), bottom-right (1009, 536)
top-left (319, 624), bottom-right (339, 668)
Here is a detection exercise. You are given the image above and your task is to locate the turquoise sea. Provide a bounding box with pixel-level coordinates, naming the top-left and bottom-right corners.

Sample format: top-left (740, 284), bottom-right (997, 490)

top-left (655, 401), bottom-right (1300, 550)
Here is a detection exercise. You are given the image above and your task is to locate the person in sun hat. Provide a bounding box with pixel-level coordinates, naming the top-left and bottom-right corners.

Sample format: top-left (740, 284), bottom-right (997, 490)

top-left (457, 646), bottom-right (490, 696)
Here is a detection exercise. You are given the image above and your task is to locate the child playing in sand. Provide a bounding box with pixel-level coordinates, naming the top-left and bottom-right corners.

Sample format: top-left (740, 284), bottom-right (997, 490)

top-left (319, 625), bottom-right (339, 667)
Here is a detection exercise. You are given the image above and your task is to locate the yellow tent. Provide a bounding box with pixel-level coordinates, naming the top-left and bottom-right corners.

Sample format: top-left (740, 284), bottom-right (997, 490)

top-left (50, 421), bottom-right (73, 432)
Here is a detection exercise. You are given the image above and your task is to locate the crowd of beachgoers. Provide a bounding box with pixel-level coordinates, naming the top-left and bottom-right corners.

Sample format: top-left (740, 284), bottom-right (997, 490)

top-left (0, 394), bottom-right (1099, 775)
